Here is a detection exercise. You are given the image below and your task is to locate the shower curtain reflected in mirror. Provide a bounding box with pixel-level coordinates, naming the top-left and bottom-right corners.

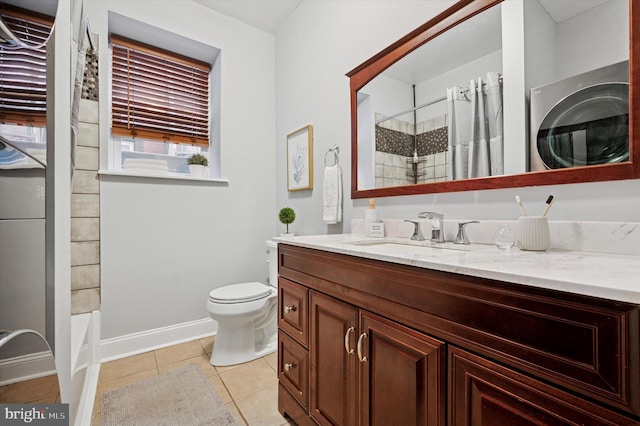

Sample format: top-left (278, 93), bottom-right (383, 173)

top-left (447, 72), bottom-right (503, 180)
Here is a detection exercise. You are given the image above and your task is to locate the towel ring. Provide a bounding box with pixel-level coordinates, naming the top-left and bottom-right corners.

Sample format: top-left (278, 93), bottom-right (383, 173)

top-left (325, 146), bottom-right (340, 167)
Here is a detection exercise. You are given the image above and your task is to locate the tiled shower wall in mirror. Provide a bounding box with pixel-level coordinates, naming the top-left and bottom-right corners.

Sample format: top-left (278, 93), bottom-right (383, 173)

top-left (375, 113), bottom-right (448, 188)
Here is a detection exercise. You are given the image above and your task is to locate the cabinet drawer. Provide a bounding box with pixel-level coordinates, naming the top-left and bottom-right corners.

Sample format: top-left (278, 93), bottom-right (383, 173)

top-left (278, 330), bottom-right (309, 409)
top-left (278, 277), bottom-right (309, 346)
top-left (449, 347), bottom-right (639, 426)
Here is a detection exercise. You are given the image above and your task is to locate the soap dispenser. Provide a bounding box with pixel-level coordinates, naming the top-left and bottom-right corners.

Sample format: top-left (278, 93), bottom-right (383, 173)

top-left (364, 199), bottom-right (384, 237)
top-left (364, 199), bottom-right (377, 226)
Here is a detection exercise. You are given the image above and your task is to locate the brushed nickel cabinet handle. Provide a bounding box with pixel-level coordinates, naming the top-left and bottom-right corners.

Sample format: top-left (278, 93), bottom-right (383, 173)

top-left (357, 332), bottom-right (368, 363)
top-left (284, 362), bottom-right (296, 372)
top-left (344, 326), bottom-right (355, 355)
top-left (284, 305), bottom-right (297, 314)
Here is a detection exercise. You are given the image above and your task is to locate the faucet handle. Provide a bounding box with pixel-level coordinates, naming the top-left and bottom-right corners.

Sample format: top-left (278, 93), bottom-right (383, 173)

top-left (418, 211), bottom-right (443, 220)
top-left (404, 220), bottom-right (425, 241)
top-left (454, 221), bottom-right (479, 245)
top-left (417, 212), bottom-right (445, 243)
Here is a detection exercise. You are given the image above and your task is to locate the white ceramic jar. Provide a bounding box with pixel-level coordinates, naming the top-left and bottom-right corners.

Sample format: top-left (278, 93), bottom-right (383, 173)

top-left (517, 216), bottom-right (550, 251)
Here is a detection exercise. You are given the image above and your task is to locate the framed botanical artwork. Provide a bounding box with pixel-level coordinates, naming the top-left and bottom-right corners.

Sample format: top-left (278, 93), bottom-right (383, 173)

top-left (287, 125), bottom-right (313, 191)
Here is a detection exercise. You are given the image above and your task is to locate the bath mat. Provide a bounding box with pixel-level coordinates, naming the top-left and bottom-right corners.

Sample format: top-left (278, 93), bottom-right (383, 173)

top-left (101, 364), bottom-right (237, 426)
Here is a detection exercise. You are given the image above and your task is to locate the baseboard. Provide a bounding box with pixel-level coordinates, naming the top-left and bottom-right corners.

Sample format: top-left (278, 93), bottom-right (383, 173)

top-left (99, 318), bottom-right (217, 363)
top-left (0, 351), bottom-right (56, 386)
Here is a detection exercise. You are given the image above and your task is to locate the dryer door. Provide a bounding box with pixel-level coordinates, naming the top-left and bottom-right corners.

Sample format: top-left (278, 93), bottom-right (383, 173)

top-left (536, 83), bottom-right (629, 169)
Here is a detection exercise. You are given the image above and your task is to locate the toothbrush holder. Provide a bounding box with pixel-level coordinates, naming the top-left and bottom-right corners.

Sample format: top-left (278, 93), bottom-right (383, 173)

top-left (517, 216), bottom-right (550, 251)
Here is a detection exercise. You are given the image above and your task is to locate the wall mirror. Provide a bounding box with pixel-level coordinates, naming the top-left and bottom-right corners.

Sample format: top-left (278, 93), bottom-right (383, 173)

top-left (1, 0), bottom-right (60, 403)
top-left (348, 0), bottom-right (639, 199)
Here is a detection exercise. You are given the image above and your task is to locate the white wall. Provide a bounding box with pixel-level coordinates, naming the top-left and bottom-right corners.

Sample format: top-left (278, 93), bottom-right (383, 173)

top-left (276, 0), bottom-right (640, 237)
top-left (363, 74), bottom-right (414, 121)
top-left (86, 1), bottom-right (277, 339)
top-left (0, 219), bottom-right (45, 357)
top-left (276, 0), bottom-right (457, 235)
top-left (525, 0), bottom-right (627, 88)
top-left (555, 0), bottom-right (628, 81)
top-left (0, 170), bottom-right (46, 357)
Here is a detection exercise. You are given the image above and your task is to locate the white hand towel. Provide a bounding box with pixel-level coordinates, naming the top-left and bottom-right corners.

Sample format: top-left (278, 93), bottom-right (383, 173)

top-left (323, 164), bottom-right (342, 224)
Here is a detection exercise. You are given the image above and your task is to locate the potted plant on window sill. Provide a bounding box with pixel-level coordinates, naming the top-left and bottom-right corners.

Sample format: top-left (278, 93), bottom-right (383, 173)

top-left (279, 207), bottom-right (296, 237)
top-left (187, 154), bottom-right (208, 177)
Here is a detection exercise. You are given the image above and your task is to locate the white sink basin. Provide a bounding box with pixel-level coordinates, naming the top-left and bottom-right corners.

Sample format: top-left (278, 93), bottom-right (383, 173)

top-left (344, 239), bottom-right (470, 257)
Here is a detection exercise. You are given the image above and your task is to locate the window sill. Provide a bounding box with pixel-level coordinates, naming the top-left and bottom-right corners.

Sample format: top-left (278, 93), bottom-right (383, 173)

top-left (97, 170), bottom-right (230, 185)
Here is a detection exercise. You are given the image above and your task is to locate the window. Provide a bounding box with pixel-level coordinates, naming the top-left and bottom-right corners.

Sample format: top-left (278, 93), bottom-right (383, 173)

top-left (110, 35), bottom-right (212, 175)
top-left (0, 5), bottom-right (52, 169)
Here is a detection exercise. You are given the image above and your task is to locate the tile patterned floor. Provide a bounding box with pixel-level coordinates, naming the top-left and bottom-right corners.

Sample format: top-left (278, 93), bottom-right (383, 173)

top-left (92, 336), bottom-right (291, 425)
top-left (0, 336), bottom-right (287, 425)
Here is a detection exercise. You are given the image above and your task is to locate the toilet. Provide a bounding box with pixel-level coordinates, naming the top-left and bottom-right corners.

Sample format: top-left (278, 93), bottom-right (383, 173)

top-left (206, 240), bottom-right (278, 366)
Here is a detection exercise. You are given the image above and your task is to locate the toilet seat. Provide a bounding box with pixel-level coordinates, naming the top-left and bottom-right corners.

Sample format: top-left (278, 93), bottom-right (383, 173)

top-left (208, 282), bottom-right (272, 304)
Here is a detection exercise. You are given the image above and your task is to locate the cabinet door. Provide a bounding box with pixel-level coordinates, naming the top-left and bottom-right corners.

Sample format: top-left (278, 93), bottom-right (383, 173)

top-left (359, 311), bottom-right (446, 426)
top-left (449, 347), bottom-right (639, 426)
top-left (310, 291), bottom-right (359, 426)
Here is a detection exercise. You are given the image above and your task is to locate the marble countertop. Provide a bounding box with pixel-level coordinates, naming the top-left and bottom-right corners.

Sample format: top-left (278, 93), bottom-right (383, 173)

top-left (275, 234), bottom-right (640, 304)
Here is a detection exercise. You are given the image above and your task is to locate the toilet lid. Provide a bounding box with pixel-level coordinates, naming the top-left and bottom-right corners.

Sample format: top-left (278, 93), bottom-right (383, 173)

top-left (209, 282), bottom-right (272, 304)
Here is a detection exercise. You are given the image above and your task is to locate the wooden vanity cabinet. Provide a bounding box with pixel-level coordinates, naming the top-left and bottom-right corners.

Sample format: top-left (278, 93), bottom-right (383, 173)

top-left (308, 291), bottom-right (445, 426)
top-left (277, 244), bottom-right (640, 425)
top-left (278, 281), bottom-right (445, 426)
top-left (449, 347), bottom-right (639, 426)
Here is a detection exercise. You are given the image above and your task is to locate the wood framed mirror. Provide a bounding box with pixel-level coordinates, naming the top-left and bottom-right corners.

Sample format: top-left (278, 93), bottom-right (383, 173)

top-left (347, 0), bottom-right (639, 199)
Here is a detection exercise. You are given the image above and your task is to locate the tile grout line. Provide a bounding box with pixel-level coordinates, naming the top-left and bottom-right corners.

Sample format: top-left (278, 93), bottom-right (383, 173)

top-left (217, 369), bottom-right (250, 426)
top-left (93, 339), bottom-right (283, 425)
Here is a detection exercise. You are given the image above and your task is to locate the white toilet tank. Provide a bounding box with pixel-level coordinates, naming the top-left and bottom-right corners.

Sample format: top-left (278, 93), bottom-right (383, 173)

top-left (266, 240), bottom-right (278, 288)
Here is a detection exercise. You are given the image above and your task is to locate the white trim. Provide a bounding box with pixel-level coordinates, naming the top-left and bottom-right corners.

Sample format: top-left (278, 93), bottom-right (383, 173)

top-left (74, 363), bottom-right (100, 426)
top-left (70, 311), bottom-right (101, 426)
top-left (70, 313), bottom-right (91, 375)
top-left (99, 318), bottom-right (217, 363)
top-left (98, 170), bottom-right (230, 184)
top-left (0, 351), bottom-right (56, 386)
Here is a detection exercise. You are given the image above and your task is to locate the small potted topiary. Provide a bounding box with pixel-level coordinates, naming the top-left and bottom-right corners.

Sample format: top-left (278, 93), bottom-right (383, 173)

top-left (278, 207), bottom-right (296, 237)
top-left (187, 153), bottom-right (208, 177)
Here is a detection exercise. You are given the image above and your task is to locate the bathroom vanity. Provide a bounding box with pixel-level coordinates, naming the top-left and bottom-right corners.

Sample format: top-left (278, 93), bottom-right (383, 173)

top-left (276, 235), bottom-right (640, 425)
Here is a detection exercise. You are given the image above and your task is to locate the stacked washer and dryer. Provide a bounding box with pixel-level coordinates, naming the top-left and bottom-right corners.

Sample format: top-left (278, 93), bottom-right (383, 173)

top-left (529, 61), bottom-right (629, 171)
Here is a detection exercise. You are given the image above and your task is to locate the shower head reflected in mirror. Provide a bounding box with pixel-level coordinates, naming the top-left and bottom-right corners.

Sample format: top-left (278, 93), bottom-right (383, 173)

top-left (0, 0), bottom-right (57, 50)
top-left (0, 15), bottom-right (52, 50)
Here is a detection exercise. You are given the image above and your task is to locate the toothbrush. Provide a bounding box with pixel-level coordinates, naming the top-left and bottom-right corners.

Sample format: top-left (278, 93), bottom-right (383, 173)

top-left (542, 195), bottom-right (555, 217)
top-left (515, 195), bottom-right (527, 216)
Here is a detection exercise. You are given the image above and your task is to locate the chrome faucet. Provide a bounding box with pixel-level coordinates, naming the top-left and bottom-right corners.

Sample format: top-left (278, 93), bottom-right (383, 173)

top-left (454, 221), bottom-right (479, 245)
top-left (404, 220), bottom-right (425, 241)
top-left (418, 211), bottom-right (445, 243)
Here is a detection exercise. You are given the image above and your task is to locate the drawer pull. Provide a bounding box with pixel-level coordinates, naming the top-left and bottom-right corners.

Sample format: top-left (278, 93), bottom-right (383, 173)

top-left (344, 326), bottom-right (355, 355)
top-left (357, 332), bottom-right (368, 363)
top-left (284, 305), bottom-right (297, 314)
top-left (284, 362), bottom-right (296, 372)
